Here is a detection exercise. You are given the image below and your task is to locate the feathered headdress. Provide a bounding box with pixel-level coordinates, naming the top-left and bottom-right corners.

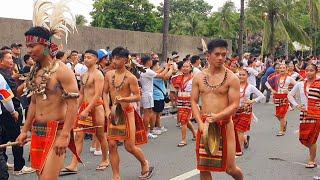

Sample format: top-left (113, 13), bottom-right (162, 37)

top-left (201, 38), bottom-right (208, 53)
top-left (125, 55), bottom-right (146, 79)
top-left (197, 38), bottom-right (208, 54)
top-left (26, 0), bottom-right (77, 57)
top-left (23, 0), bottom-right (77, 100)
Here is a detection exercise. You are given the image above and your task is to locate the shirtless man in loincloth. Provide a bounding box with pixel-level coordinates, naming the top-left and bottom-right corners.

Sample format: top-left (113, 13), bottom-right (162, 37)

top-left (191, 39), bottom-right (244, 180)
top-left (103, 47), bottom-right (153, 180)
top-left (63, 50), bottom-right (109, 173)
top-left (16, 26), bottom-right (80, 180)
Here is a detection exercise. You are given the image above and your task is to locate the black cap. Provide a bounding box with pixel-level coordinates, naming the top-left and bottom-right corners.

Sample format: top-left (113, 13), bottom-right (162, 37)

top-left (172, 51), bottom-right (178, 56)
top-left (11, 43), bottom-right (22, 48)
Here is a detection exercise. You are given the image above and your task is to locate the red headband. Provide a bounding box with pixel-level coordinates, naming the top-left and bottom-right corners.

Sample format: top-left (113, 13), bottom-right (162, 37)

top-left (25, 35), bottom-right (58, 57)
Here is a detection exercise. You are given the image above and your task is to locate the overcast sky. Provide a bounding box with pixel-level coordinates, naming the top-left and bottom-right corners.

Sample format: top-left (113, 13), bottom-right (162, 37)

top-left (0, 0), bottom-right (241, 23)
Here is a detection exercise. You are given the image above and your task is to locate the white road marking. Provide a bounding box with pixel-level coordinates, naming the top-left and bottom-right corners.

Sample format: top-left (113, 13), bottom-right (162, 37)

top-left (169, 156), bottom-right (239, 180)
top-left (169, 169), bottom-right (199, 180)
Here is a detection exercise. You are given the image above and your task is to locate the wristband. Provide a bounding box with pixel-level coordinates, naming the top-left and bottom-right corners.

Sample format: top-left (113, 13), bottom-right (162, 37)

top-left (10, 110), bottom-right (16, 114)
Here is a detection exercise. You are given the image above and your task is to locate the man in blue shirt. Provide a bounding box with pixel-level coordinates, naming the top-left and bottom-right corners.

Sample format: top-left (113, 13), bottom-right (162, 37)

top-left (266, 54), bottom-right (274, 69)
top-left (261, 63), bottom-right (276, 103)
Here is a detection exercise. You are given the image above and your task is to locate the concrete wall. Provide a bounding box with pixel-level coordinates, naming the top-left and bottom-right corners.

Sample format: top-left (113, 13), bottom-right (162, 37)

top-left (0, 18), bottom-right (232, 59)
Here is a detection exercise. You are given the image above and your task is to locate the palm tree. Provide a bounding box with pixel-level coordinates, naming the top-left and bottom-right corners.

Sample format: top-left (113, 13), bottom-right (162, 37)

top-left (169, 18), bottom-right (185, 35)
top-left (244, 8), bottom-right (264, 50)
top-left (314, 0), bottom-right (320, 54)
top-left (238, 0), bottom-right (245, 58)
top-left (310, 0), bottom-right (320, 55)
top-left (162, 0), bottom-right (170, 62)
top-left (210, 1), bottom-right (238, 39)
top-left (180, 13), bottom-right (207, 36)
top-left (248, 0), bottom-right (311, 55)
top-left (283, 0), bottom-right (296, 57)
top-left (75, 14), bottom-right (88, 26)
top-left (310, 0), bottom-right (314, 54)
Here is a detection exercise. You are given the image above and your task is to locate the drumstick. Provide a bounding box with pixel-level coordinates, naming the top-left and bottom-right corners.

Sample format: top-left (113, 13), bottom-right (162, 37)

top-left (73, 126), bottom-right (103, 132)
top-left (0, 142), bottom-right (19, 148)
top-left (0, 139), bottom-right (31, 149)
top-left (0, 126), bottom-right (103, 149)
top-left (0, 126), bottom-right (103, 148)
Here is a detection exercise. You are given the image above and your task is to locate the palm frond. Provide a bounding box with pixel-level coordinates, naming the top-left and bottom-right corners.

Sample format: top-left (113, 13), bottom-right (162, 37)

top-left (283, 16), bottom-right (312, 46)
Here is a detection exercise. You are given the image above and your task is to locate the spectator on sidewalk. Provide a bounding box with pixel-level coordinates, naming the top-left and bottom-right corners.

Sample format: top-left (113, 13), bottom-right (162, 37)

top-left (150, 59), bottom-right (173, 135)
top-left (0, 50), bottom-right (35, 175)
top-left (140, 55), bottom-right (172, 139)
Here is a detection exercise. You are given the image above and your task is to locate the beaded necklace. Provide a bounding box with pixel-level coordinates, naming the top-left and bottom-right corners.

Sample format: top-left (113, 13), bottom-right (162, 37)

top-left (23, 61), bottom-right (59, 100)
top-left (203, 69), bottom-right (228, 91)
top-left (111, 72), bottom-right (127, 91)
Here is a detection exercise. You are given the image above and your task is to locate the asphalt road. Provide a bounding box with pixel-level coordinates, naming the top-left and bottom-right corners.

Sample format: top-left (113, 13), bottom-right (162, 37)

top-left (7, 102), bottom-right (320, 180)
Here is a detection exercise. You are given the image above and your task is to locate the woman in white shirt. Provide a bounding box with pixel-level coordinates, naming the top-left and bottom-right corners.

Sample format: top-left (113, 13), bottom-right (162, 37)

top-left (233, 69), bottom-right (265, 156)
top-left (288, 64), bottom-right (318, 168)
top-left (288, 63), bottom-right (303, 81)
top-left (267, 64), bottom-right (297, 136)
top-left (173, 62), bottom-right (197, 147)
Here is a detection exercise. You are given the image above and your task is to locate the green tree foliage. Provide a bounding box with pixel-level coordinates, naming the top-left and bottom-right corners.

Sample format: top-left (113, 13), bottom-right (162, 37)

top-left (248, 0), bottom-right (311, 54)
top-left (209, 1), bottom-right (238, 39)
top-left (90, 0), bottom-right (161, 32)
top-left (158, 0), bottom-right (212, 36)
top-left (75, 15), bottom-right (88, 26)
top-left (169, 13), bottom-right (208, 36)
top-left (157, 0), bottom-right (212, 18)
top-left (206, 1), bottom-right (239, 52)
top-left (88, 0), bottom-right (320, 56)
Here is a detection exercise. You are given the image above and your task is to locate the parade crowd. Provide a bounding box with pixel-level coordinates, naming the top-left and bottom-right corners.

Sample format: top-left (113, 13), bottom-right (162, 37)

top-left (1, 1), bottom-right (320, 180)
top-left (1, 37), bottom-right (320, 180)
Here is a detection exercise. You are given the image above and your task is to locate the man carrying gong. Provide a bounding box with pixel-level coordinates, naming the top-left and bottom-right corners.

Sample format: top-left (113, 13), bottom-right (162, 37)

top-left (191, 39), bottom-right (244, 180)
top-left (103, 47), bottom-right (153, 180)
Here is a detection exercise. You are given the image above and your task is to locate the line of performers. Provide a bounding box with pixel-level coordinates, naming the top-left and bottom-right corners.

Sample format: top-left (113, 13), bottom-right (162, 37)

top-left (267, 63), bottom-right (320, 168)
top-left (235, 62), bottom-right (320, 168)
top-left (171, 58), bottom-right (320, 180)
